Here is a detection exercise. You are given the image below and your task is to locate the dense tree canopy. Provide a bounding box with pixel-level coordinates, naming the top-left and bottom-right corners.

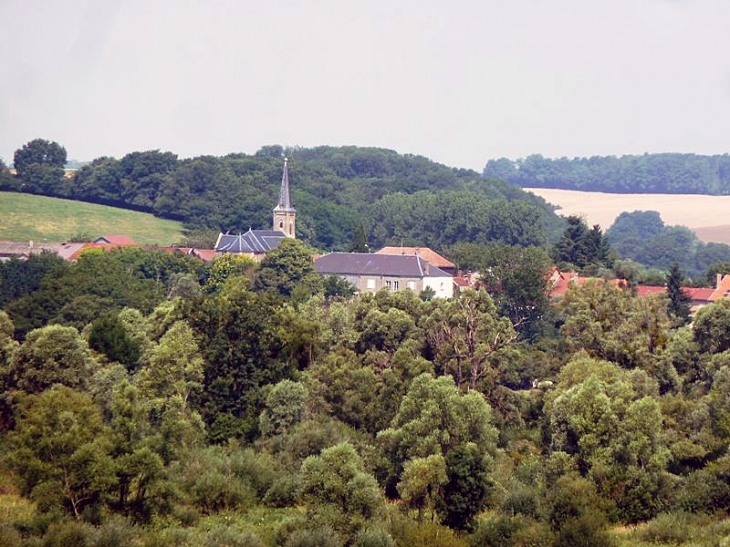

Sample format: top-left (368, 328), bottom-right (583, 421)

top-left (606, 211), bottom-right (730, 278)
top-left (3, 144), bottom-right (563, 251)
top-left (485, 153), bottom-right (730, 195)
top-left (4, 143), bottom-right (730, 544)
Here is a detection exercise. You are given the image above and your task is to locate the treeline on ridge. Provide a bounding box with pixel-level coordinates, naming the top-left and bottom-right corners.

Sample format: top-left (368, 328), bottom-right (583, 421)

top-left (484, 153), bottom-right (730, 194)
top-left (1, 141), bottom-right (562, 250)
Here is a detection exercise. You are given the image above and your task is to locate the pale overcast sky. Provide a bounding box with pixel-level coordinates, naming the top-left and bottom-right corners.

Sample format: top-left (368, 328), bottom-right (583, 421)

top-left (1, 0), bottom-right (729, 170)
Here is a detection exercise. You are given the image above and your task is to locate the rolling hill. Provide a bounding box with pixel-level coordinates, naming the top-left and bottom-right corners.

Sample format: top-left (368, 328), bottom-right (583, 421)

top-left (0, 192), bottom-right (185, 245)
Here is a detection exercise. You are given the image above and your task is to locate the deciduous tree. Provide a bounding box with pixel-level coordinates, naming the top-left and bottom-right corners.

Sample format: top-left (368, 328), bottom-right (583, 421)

top-left (6, 386), bottom-right (114, 518)
top-left (424, 289), bottom-right (516, 390)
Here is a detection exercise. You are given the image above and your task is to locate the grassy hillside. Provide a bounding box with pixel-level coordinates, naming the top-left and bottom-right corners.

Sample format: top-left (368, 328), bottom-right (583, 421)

top-left (0, 192), bottom-right (185, 245)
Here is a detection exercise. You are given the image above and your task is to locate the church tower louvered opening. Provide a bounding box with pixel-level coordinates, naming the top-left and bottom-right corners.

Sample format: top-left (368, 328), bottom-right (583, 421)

top-left (273, 157), bottom-right (296, 238)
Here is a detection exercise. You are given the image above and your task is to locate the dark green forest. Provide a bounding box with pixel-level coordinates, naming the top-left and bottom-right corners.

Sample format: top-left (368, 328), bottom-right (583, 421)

top-left (1, 140), bottom-right (562, 251)
top-left (484, 153), bottom-right (730, 195)
top-left (606, 211), bottom-right (730, 279)
top-left (3, 237), bottom-right (730, 546)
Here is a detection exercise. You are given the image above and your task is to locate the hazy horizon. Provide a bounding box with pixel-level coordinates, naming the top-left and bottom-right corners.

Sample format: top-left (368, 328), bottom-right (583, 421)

top-left (2, 0), bottom-right (729, 171)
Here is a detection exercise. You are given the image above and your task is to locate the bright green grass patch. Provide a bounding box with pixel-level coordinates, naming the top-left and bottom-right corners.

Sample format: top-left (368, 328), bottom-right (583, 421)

top-left (0, 192), bottom-right (185, 245)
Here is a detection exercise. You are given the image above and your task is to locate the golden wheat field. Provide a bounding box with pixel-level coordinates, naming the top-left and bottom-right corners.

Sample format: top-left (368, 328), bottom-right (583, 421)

top-left (527, 188), bottom-right (730, 245)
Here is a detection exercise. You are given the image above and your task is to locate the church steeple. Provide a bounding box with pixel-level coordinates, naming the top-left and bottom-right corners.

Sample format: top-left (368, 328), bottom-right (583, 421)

top-left (273, 157), bottom-right (296, 238)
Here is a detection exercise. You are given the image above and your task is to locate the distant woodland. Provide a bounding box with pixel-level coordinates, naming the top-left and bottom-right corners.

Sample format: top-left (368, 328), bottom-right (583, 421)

top-left (484, 153), bottom-right (730, 195)
top-left (4, 139), bottom-right (730, 279)
top-left (1, 141), bottom-right (562, 251)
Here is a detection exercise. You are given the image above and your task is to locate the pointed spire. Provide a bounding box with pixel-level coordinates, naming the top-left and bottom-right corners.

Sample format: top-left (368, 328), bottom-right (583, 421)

top-left (275, 157), bottom-right (295, 211)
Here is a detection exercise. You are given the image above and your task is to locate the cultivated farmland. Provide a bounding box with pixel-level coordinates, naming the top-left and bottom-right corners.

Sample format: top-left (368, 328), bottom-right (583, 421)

top-left (527, 188), bottom-right (730, 244)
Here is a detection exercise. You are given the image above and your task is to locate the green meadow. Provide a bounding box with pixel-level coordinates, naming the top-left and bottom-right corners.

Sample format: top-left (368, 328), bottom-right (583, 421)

top-left (0, 192), bottom-right (185, 245)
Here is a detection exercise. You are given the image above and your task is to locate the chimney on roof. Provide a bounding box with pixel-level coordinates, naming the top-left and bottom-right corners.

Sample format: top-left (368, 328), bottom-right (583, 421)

top-left (718, 273), bottom-right (723, 290)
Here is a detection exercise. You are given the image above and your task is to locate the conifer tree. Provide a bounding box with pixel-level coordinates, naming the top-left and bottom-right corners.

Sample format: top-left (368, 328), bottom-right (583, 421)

top-left (667, 263), bottom-right (691, 325)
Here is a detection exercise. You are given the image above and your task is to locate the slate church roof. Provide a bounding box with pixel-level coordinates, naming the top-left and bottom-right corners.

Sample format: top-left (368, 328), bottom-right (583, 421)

top-left (215, 229), bottom-right (286, 254)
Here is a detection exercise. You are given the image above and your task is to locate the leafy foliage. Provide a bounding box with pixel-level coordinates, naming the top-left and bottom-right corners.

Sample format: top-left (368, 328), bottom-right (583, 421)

top-left (485, 152), bottom-right (730, 195)
top-left (6, 144), bottom-right (563, 251)
top-left (3, 188), bottom-right (730, 544)
top-left (606, 210), bottom-right (730, 278)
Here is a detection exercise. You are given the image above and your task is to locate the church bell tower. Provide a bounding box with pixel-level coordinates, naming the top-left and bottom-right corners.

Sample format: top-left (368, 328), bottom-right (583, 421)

top-left (273, 157), bottom-right (296, 238)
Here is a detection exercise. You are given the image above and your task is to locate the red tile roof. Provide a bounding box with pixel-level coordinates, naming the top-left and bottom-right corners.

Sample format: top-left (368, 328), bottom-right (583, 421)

top-left (630, 285), bottom-right (715, 302)
top-left (634, 285), bottom-right (666, 298)
top-left (94, 235), bottom-right (137, 246)
top-left (684, 287), bottom-right (715, 302)
top-left (454, 276), bottom-right (472, 288)
top-left (548, 271), bottom-right (628, 299)
top-left (194, 249), bottom-right (217, 262)
top-left (376, 246), bottom-right (455, 269)
top-left (711, 274), bottom-right (730, 301)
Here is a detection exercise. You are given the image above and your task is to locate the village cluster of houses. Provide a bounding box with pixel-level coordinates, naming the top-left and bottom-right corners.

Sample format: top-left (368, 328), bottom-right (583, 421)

top-left (547, 267), bottom-right (730, 313)
top-left (3, 159), bottom-right (729, 309)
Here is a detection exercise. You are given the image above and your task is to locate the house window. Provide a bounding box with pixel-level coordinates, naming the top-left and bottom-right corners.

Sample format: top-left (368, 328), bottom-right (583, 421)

top-left (366, 278), bottom-right (375, 289)
top-left (392, 280), bottom-right (399, 290)
top-left (408, 281), bottom-right (416, 291)
top-left (385, 280), bottom-right (392, 290)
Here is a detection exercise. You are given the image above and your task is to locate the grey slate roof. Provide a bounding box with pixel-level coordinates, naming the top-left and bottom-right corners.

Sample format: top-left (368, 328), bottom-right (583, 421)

top-left (215, 229), bottom-right (286, 253)
top-left (315, 253), bottom-right (452, 278)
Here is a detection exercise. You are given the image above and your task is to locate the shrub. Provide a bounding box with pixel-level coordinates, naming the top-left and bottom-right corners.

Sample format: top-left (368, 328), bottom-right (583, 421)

top-left (501, 489), bottom-right (540, 519)
top-left (42, 520), bottom-right (90, 547)
top-left (230, 448), bottom-right (277, 500)
top-left (353, 526), bottom-right (395, 547)
top-left (141, 526), bottom-right (194, 547)
top-left (676, 470), bottom-right (730, 513)
top-left (553, 513), bottom-right (614, 547)
top-left (273, 516), bottom-right (309, 546)
top-left (470, 515), bottom-right (523, 547)
top-left (264, 475), bottom-right (302, 508)
top-left (196, 525), bottom-right (265, 547)
top-left (0, 523), bottom-right (22, 547)
top-left (389, 516), bottom-right (467, 547)
top-left (88, 517), bottom-right (138, 547)
top-left (171, 504), bottom-right (200, 526)
top-left (179, 447), bottom-right (258, 513)
top-left (632, 512), bottom-right (696, 545)
top-left (509, 520), bottom-right (554, 547)
top-left (285, 526), bottom-right (343, 547)
top-left (13, 508), bottom-right (65, 538)
top-left (190, 468), bottom-right (255, 512)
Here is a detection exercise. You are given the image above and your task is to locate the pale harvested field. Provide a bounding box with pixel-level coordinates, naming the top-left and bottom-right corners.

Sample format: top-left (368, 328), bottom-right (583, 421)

top-left (527, 188), bottom-right (730, 244)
